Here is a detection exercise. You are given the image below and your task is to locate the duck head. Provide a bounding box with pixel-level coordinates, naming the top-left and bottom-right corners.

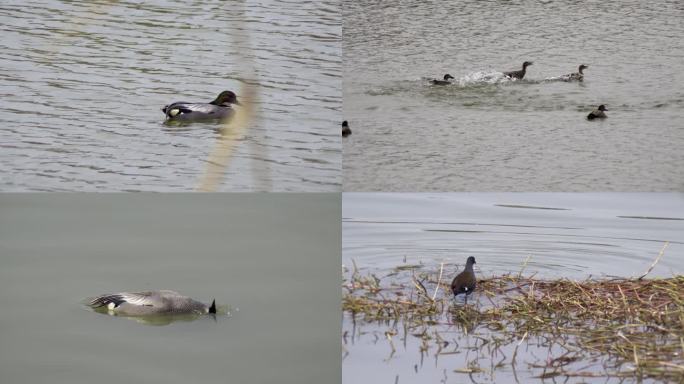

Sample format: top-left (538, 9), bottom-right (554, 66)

top-left (342, 120), bottom-right (348, 128)
top-left (466, 256), bottom-right (476, 266)
top-left (579, 64), bottom-right (588, 73)
top-left (211, 90), bottom-right (241, 106)
top-left (598, 105), bottom-right (607, 111)
top-left (443, 74), bottom-right (455, 80)
top-left (522, 61), bottom-right (533, 69)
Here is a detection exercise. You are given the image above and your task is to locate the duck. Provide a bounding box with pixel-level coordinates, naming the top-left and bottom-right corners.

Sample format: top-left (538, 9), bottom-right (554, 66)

top-left (342, 120), bottom-right (351, 137)
top-left (89, 290), bottom-right (216, 316)
top-left (162, 91), bottom-right (240, 122)
top-left (431, 74), bottom-right (455, 85)
top-left (561, 64), bottom-right (588, 82)
top-left (451, 256), bottom-right (476, 304)
top-left (587, 104), bottom-right (608, 120)
top-left (503, 61), bottom-right (533, 80)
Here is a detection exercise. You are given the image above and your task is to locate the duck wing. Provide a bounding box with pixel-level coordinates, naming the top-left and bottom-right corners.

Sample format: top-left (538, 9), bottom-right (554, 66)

top-left (89, 291), bottom-right (180, 308)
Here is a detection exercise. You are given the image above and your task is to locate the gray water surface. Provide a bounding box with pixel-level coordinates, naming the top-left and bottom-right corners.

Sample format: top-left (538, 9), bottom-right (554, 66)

top-left (0, 0), bottom-right (341, 191)
top-left (342, 193), bottom-right (684, 383)
top-left (343, 0), bottom-right (684, 191)
top-left (0, 194), bottom-right (340, 384)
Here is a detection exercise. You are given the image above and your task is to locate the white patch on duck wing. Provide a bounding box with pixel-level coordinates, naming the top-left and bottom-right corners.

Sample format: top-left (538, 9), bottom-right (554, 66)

top-left (118, 292), bottom-right (163, 307)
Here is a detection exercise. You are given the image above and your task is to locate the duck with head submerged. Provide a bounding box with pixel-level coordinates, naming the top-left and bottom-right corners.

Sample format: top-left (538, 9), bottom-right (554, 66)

top-left (587, 105), bottom-right (608, 120)
top-left (561, 64), bottom-right (588, 82)
top-left (503, 61), bottom-right (533, 80)
top-left (89, 290), bottom-right (217, 316)
top-left (431, 74), bottom-right (455, 85)
top-left (162, 90), bottom-right (240, 122)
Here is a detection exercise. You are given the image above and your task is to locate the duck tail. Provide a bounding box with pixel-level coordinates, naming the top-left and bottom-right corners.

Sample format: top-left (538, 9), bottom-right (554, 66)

top-left (209, 299), bottom-right (216, 314)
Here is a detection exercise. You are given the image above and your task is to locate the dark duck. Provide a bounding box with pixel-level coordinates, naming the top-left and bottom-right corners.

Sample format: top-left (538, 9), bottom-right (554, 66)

top-left (431, 74), bottom-right (455, 85)
top-left (162, 90), bottom-right (240, 122)
top-left (451, 256), bottom-right (477, 304)
top-left (561, 64), bottom-right (588, 82)
top-left (587, 105), bottom-right (608, 120)
top-left (503, 61), bottom-right (533, 80)
top-left (342, 120), bottom-right (351, 137)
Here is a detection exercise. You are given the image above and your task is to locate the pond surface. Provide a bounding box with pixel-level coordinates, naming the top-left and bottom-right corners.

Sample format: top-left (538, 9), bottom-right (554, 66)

top-left (343, 0), bottom-right (684, 191)
top-left (0, 194), bottom-right (340, 384)
top-left (0, 0), bottom-right (341, 191)
top-left (342, 193), bottom-right (684, 383)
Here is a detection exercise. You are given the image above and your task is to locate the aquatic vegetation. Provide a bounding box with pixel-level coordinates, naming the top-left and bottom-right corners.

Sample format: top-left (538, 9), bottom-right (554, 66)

top-left (343, 247), bottom-right (683, 382)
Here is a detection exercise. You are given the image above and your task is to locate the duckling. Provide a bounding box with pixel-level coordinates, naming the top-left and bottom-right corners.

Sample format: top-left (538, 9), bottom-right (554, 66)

top-left (503, 61), bottom-right (533, 80)
top-left (431, 74), bottom-right (455, 85)
top-left (561, 64), bottom-right (588, 82)
top-left (342, 120), bottom-right (351, 137)
top-left (89, 290), bottom-right (216, 316)
top-left (162, 90), bottom-right (240, 122)
top-left (451, 256), bottom-right (476, 304)
top-left (587, 104), bottom-right (608, 120)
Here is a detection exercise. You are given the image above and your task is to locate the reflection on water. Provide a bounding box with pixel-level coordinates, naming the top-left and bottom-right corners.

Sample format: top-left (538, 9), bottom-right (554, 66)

top-left (343, 0), bottom-right (684, 191)
top-left (0, 0), bottom-right (341, 191)
top-left (342, 193), bottom-right (684, 383)
top-left (88, 306), bottom-right (232, 326)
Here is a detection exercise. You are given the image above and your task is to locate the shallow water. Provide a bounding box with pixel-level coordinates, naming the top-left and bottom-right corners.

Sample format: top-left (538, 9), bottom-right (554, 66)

top-left (342, 193), bottom-right (684, 383)
top-left (343, 0), bottom-right (684, 191)
top-left (0, 194), bottom-right (340, 384)
top-left (0, 0), bottom-right (341, 191)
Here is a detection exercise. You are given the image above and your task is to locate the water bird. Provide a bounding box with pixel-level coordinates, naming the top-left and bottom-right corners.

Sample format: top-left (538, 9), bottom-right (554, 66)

top-left (89, 290), bottom-right (217, 316)
top-left (431, 74), bottom-right (455, 85)
top-left (451, 256), bottom-right (477, 304)
top-left (342, 120), bottom-right (351, 137)
top-left (587, 105), bottom-right (608, 120)
top-left (503, 61), bottom-right (533, 80)
top-left (162, 90), bottom-right (240, 122)
top-left (560, 64), bottom-right (588, 82)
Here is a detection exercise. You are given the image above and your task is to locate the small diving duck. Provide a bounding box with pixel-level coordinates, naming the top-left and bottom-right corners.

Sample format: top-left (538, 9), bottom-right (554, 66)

top-left (431, 74), bottom-right (455, 85)
top-left (162, 90), bottom-right (240, 122)
top-left (503, 61), bottom-right (533, 80)
top-left (342, 120), bottom-right (351, 137)
top-left (587, 105), bottom-right (608, 120)
top-left (561, 64), bottom-right (588, 82)
top-left (89, 290), bottom-right (216, 316)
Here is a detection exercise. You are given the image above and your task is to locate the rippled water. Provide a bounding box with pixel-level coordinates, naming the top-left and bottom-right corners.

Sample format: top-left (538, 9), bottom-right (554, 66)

top-left (342, 193), bottom-right (684, 383)
top-left (343, 0), bottom-right (684, 191)
top-left (0, 0), bottom-right (341, 191)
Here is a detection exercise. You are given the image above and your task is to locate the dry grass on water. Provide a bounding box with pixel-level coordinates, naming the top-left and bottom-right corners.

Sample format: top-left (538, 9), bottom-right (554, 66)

top-left (343, 245), bottom-right (684, 382)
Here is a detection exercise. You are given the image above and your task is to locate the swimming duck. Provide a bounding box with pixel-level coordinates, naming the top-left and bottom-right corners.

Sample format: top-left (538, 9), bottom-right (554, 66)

top-left (431, 74), bottom-right (455, 85)
top-left (89, 290), bottom-right (216, 316)
top-left (162, 91), bottom-right (240, 122)
top-left (503, 61), bottom-right (533, 80)
top-left (451, 256), bottom-right (476, 304)
top-left (561, 64), bottom-right (588, 82)
top-left (587, 105), bottom-right (608, 120)
top-left (342, 120), bottom-right (351, 137)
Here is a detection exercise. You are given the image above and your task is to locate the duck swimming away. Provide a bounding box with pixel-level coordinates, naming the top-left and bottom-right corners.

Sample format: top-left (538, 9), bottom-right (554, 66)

top-left (503, 61), bottom-right (533, 80)
top-left (451, 256), bottom-right (476, 304)
top-left (89, 290), bottom-right (216, 316)
top-left (587, 104), bottom-right (608, 120)
top-left (342, 120), bottom-right (351, 137)
top-left (561, 64), bottom-right (588, 82)
top-left (431, 74), bottom-right (455, 85)
top-left (162, 90), bottom-right (240, 122)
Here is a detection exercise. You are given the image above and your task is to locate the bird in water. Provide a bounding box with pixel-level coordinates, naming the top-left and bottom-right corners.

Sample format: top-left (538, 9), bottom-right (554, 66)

top-left (162, 90), bottom-right (240, 122)
top-left (587, 104), bottom-right (608, 120)
top-left (561, 64), bottom-right (588, 82)
top-left (431, 74), bottom-right (455, 85)
top-left (451, 256), bottom-right (477, 304)
top-left (89, 290), bottom-right (217, 316)
top-left (342, 120), bottom-right (351, 137)
top-left (503, 61), bottom-right (533, 80)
